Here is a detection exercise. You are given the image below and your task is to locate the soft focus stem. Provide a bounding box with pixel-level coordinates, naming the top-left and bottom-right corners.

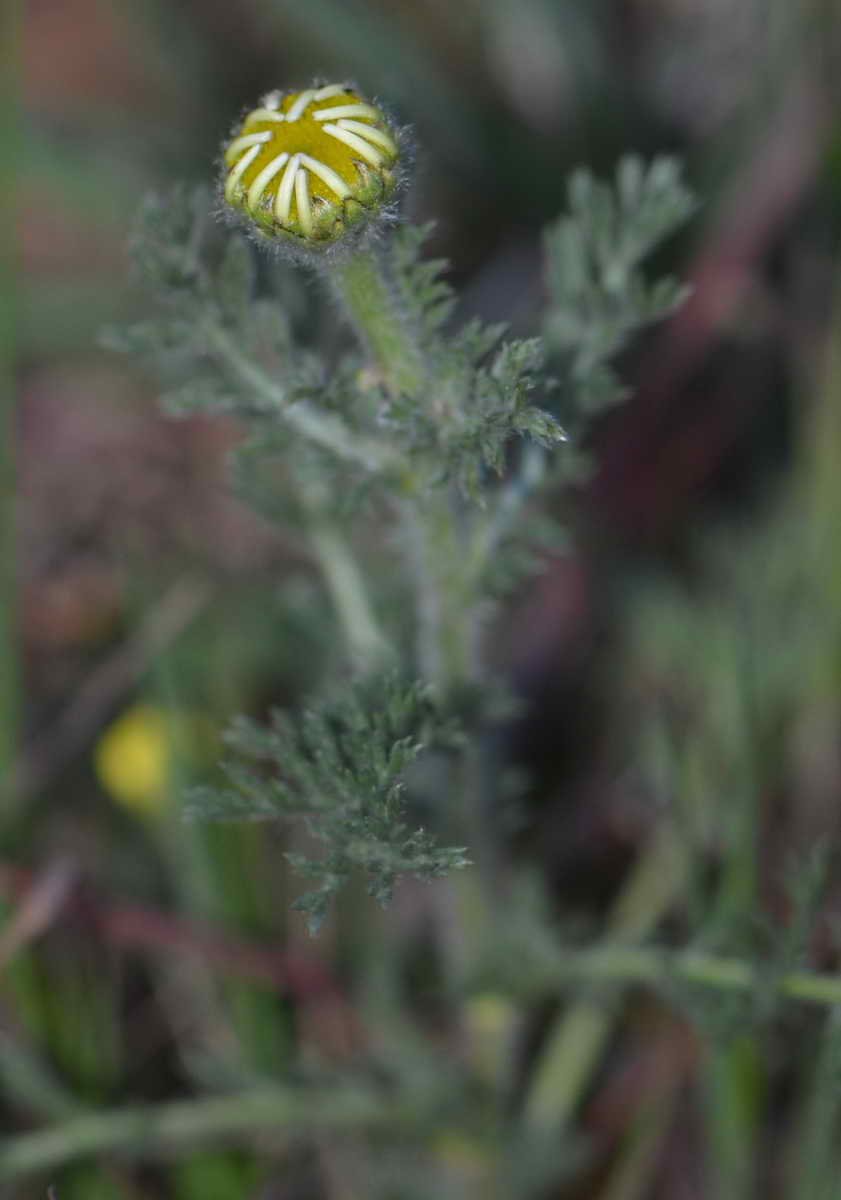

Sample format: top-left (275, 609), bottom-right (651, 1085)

top-left (524, 826), bottom-right (685, 1128)
top-left (554, 946), bottom-right (841, 1006)
top-left (0, 0), bottom-right (19, 821)
top-left (523, 819), bottom-right (841, 1129)
top-left (309, 520), bottom-right (391, 672)
top-left (0, 1086), bottom-right (403, 1181)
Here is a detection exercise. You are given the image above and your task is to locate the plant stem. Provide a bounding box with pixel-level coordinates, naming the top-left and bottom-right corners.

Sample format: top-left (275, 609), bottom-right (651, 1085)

top-left (519, 933), bottom-right (841, 1132)
top-left (549, 945), bottom-right (841, 1007)
top-left (523, 826), bottom-right (685, 1128)
top-left (330, 245), bottom-right (474, 693)
top-left (702, 1035), bottom-right (759, 1200)
top-left (0, 1033), bottom-right (86, 1123)
top-left (211, 311), bottom-right (397, 674)
top-left (309, 520), bottom-right (390, 672)
top-left (0, 1086), bottom-right (404, 1182)
top-left (598, 1087), bottom-right (678, 1200)
top-left (331, 242), bottom-right (502, 929)
top-left (330, 247), bottom-right (426, 399)
top-left (208, 322), bottom-right (402, 473)
top-left (403, 491), bottom-right (475, 693)
top-left (332, 245), bottom-right (503, 987)
top-left (289, 461), bottom-right (390, 673)
top-left (787, 1006), bottom-right (841, 1198)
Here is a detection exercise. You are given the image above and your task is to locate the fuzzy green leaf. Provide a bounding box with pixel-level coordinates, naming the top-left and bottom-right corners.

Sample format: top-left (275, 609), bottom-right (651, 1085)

top-left (544, 155), bottom-right (695, 425)
top-left (185, 675), bottom-right (469, 930)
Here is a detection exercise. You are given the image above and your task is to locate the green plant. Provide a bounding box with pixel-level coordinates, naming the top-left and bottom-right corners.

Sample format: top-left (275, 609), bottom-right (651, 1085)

top-left (4, 74), bottom-right (841, 1200)
top-left (102, 87), bottom-right (694, 933)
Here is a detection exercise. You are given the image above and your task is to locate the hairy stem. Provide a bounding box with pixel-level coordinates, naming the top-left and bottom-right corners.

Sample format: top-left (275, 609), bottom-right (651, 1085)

top-left (403, 491), bottom-right (475, 693)
top-left (292, 463), bottom-right (390, 673)
top-left (309, 520), bottom-right (391, 672)
top-left (331, 247), bottom-right (426, 399)
top-left (330, 246), bottom-right (475, 693)
top-left (330, 244), bottom-right (499, 944)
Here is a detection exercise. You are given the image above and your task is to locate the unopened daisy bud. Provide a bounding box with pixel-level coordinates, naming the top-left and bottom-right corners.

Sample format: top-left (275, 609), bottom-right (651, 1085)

top-left (221, 83), bottom-right (401, 254)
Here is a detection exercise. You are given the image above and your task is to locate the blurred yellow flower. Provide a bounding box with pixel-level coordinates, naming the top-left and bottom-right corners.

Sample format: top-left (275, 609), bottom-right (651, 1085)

top-left (94, 703), bottom-right (171, 817)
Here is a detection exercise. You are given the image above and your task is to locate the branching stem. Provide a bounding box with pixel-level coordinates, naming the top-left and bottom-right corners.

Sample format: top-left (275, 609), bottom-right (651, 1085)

top-left (207, 321), bottom-right (402, 473)
top-left (554, 944), bottom-right (841, 1007)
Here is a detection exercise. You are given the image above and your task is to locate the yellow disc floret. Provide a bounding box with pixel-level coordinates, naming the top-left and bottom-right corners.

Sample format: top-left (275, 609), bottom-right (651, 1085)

top-left (222, 83), bottom-right (400, 248)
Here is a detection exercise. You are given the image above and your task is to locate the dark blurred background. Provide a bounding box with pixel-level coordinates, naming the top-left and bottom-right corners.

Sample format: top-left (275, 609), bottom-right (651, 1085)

top-left (6, 1), bottom-right (841, 1198)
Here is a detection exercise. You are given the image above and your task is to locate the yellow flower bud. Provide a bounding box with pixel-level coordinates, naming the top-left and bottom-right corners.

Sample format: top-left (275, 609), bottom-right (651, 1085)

top-left (221, 83), bottom-right (401, 251)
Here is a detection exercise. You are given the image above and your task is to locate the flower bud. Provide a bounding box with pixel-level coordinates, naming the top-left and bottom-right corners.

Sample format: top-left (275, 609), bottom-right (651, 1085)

top-left (221, 83), bottom-right (401, 253)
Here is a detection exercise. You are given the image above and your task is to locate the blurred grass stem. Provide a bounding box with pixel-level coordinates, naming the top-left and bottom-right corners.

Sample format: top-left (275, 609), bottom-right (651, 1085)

top-left (553, 946), bottom-right (841, 1007)
top-left (0, 1086), bottom-right (404, 1182)
top-left (523, 826), bottom-right (686, 1129)
top-left (0, 0), bottom-right (19, 818)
